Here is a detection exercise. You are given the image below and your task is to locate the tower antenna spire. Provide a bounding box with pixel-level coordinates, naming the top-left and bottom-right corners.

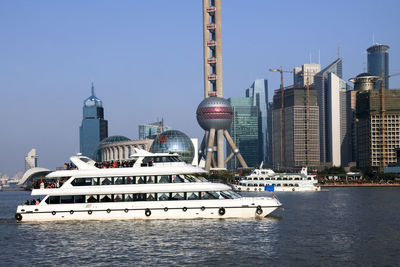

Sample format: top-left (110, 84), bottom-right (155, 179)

top-left (91, 82), bottom-right (95, 96)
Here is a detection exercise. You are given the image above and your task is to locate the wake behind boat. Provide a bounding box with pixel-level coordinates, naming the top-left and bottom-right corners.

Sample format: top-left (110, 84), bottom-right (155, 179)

top-left (15, 149), bottom-right (281, 222)
top-left (233, 163), bottom-right (321, 192)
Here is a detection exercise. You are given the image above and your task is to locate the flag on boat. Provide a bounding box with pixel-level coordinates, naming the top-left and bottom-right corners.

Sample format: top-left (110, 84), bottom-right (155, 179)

top-left (265, 185), bottom-right (274, 192)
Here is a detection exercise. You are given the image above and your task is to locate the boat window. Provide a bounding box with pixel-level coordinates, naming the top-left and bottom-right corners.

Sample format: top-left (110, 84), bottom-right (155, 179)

top-left (71, 178), bottom-right (94, 186)
top-left (208, 192), bottom-right (223, 199)
top-left (295, 178), bottom-right (300, 180)
top-left (146, 176), bottom-right (155, 184)
top-left (172, 175), bottom-right (185, 183)
top-left (158, 193), bottom-right (169, 201)
top-left (100, 195), bottom-right (112, 202)
top-left (308, 178), bottom-right (312, 180)
top-left (283, 178), bottom-right (287, 180)
top-left (126, 177), bottom-right (135, 184)
top-left (200, 192), bottom-right (214, 199)
top-left (157, 175), bottom-right (171, 183)
top-left (137, 176), bottom-right (146, 184)
top-left (295, 184), bottom-right (299, 187)
top-left (60, 196), bottom-right (73, 204)
top-left (133, 193), bottom-right (146, 201)
top-left (187, 192), bottom-right (199, 200)
top-left (100, 178), bottom-right (112, 185)
top-left (277, 178), bottom-right (282, 180)
top-left (220, 191), bottom-right (233, 199)
top-left (114, 194), bottom-right (123, 202)
top-left (74, 195), bottom-right (85, 203)
top-left (259, 178), bottom-right (264, 180)
top-left (289, 178), bottom-right (293, 180)
top-left (48, 196), bottom-right (60, 204)
top-left (146, 193), bottom-right (156, 201)
top-left (227, 190), bottom-right (241, 198)
top-left (86, 195), bottom-right (98, 203)
top-left (270, 178), bottom-right (275, 180)
top-left (259, 183), bottom-right (265, 187)
top-left (125, 194), bottom-right (134, 201)
top-left (261, 171), bottom-right (266, 175)
top-left (253, 178), bottom-right (258, 180)
top-left (171, 192), bottom-right (185, 200)
top-left (114, 177), bottom-right (125, 184)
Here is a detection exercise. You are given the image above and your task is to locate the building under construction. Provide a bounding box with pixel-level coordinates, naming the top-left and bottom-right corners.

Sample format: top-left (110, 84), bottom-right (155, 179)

top-left (272, 85), bottom-right (320, 169)
top-left (353, 73), bottom-right (400, 170)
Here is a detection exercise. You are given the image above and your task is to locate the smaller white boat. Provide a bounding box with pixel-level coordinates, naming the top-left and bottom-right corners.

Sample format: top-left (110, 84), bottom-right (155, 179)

top-left (233, 164), bottom-right (320, 192)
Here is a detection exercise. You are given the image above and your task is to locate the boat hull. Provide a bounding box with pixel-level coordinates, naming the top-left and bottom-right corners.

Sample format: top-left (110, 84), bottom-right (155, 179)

top-left (15, 197), bottom-right (281, 222)
top-left (234, 185), bottom-right (321, 192)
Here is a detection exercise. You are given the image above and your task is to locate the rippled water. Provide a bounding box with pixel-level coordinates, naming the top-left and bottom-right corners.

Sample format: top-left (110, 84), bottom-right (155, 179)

top-left (1, 188), bottom-right (400, 266)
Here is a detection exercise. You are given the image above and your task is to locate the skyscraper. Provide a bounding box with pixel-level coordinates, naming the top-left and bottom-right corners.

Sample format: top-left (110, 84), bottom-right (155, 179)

top-left (138, 119), bottom-right (171, 140)
top-left (246, 79), bottom-right (269, 165)
top-left (293, 63), bottom-right (321, 86)
top-left (351, 73), bottom-right (400, 170)
top-left (79, 84), bottom-right (108, 158)
top-left (314, 58), bottom-right (343, 164)
top-left (227, 98), bottom-right (259, 169)
top-left (272, 85), bottom-right (320, 169)
top-left (367, 44), bottom-right (389, 89)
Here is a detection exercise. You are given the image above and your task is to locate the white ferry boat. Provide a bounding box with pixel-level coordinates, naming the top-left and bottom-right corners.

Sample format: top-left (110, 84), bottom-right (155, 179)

top-left (233, 165), bottom-right (321, 192)
top-left (15, 150), bottom-right (281, 222)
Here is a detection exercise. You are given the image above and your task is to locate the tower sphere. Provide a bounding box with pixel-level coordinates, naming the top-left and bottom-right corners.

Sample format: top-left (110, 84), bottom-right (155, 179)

top-left (196, 97), bottom-right (233, 131)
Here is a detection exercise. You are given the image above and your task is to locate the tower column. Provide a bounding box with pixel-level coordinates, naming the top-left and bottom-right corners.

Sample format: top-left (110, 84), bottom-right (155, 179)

top-left (217, 129), bottom-right (224, 168)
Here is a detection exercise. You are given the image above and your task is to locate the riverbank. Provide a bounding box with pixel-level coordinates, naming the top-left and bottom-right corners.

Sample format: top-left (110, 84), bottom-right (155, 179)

top-left (319, 183), bottom-right (400, 187)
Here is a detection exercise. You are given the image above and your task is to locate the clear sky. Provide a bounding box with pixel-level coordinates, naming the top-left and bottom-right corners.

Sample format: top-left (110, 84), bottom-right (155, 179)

top-left (0, 0), bottom-right (399, 176)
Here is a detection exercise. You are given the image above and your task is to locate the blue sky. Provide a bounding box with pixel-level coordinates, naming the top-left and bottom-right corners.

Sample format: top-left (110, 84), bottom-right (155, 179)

top-left (0, 0), bottom-right (399, 176)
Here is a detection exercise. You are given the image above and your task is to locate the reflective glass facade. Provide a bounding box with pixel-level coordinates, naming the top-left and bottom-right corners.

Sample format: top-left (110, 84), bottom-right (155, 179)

top-left (150, 130), bottom-right (194, 164)
top-left (139, 120), bottom-right (171, 140)
top-left (79, 85), bottom-right (108, 158)
top-left (246, 79), bottom-right (269, 165)
top-left (367, 44), bottom-right (389, 89)
top-left (227, 98), bottom-right (259, 169)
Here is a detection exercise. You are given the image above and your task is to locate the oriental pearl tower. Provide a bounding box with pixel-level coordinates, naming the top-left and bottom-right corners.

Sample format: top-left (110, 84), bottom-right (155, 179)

top-left (197, 0), bottom-right (248, 171)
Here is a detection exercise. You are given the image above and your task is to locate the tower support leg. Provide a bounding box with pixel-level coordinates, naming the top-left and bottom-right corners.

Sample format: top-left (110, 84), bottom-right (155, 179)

top-left (205, 128), bottom-right (216, 171)
top-left (224, 130), bottom-right (248, 168)
top-left (217, 129), bottom-right (224, 168)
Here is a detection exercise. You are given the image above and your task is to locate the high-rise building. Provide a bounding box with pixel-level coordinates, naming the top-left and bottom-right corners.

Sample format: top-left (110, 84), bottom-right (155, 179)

top-left (267, 101), bottom-right (273, 167)
top-left (197, 0), bottom-right (247, 171)
top-left (314, 58), bottom-right (351, 166)
top-left (25, 149), bottom-right (38, 171)
top-left (227, 98), bottom-right (259, 169)
top-left (351, 73), bottom-right (400, 170)
top-left (138, 119), bottom-right (171, 140)
top-left (367, 44), bottom-right (389, 89)
top-left (293, 63), bottom-right (321, 86)
top-left (272, 85), bottom-right (320, 169)
top-left (79, 84), bottom-right (108, 158)
top-left (246, 79), bottom-right (269, 165)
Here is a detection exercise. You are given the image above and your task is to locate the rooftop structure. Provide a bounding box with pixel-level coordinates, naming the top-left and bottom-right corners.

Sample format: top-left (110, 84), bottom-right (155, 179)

top-left (139, 119), bottom-right (171, 140)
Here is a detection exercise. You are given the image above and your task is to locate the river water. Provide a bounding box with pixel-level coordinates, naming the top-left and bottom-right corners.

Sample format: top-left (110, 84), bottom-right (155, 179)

top-left (1, 188), bottom-right (399, 266)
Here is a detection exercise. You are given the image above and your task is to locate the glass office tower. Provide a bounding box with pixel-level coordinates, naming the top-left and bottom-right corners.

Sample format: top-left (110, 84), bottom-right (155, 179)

top-left (367, 44), bottom-right (389, 89)
top-left (79, 84), bottom-right (108, 158)
top-left (246, 79), bottom-right (269, 165)
top-left (227, 97), bottom-right (259, 169)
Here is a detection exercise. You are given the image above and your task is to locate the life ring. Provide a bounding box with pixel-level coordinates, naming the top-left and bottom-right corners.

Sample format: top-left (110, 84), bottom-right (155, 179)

top-left (52, 211), bottom-right (56, 216)
top-left (182, 207), bottom-right (187, 212)
top-left (88, 210), bottom-right (92, 215)
top-left (15, 213), bottom-right (22, 221)
top-left (145, 209), bottom-right (151, 217)
top-left (124, 208), bottom-right (129, 213)
top-left (292, 188), bottom-right (295, 192)
top-left (70, 210), bottom-right (74, 215)
top-left (164, 207), bottom-right (168, 212)
top-left (201, 206), bottom-right (205, 211)
top-left (218, 207), bottom-right (225, 216)
top-left (106, 209), bottom-right (111, 213)
top-left (256, 206), bottom-right (263, 215)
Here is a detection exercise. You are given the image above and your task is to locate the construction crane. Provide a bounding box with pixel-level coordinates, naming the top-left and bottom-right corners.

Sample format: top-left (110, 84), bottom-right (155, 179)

top-left (379, 71), bottom-right (400, 169)
top-left (269, 67), bottom-right (293, 170)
